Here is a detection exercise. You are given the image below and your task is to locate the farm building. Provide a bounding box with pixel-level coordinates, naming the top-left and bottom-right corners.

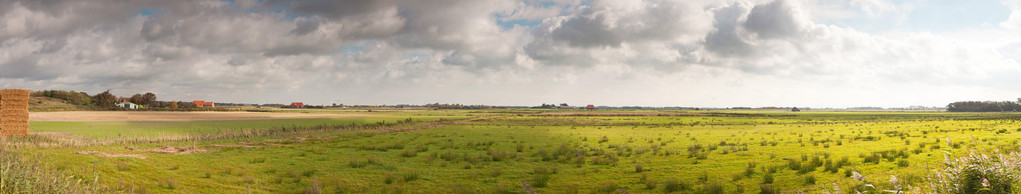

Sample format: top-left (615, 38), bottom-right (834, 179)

top-left (116, 100), bottom-right (139, 109)
top-left (193, 101), bottom-right (215, 107)
top-left (586, 105), bottom-right (595, 109)
top-left (290, 102), bottom-right (305, 108)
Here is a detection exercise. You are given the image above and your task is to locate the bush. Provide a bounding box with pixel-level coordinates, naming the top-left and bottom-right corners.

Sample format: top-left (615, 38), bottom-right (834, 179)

top-left (762, 173), bottom-right (774, 184)
top-left (759, 184), bottom-right (777, 194)
top-left (402, 172), bottom-right (420, 182)
top-left (928, 151), bottom-right (1021, 193)
top-left (662, 179), bottom-right (691, 192)
top-left (531, 174), bottom-right (551, 188)
top-left (897, 159), bottom-right (909, 167)
top-left (804, 175), bottom-right (816, 185)
top-left (696, 183), bottom-right (723, 194)
top-left (384, 174), bottom-right (396, 184)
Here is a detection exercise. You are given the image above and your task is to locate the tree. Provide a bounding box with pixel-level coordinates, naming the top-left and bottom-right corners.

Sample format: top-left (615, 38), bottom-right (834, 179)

top-left (129, 94), bottom-right (144, 105)
top-left (92, 90), bottom-right (117, 108)
top-left (170, 101), bottom-right (179, 109)
top-left (142, 92), bottom-right (156, 106)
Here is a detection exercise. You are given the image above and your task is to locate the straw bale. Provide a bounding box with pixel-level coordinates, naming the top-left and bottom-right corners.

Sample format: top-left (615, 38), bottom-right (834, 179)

top-left (0, 89), bottom-right (30, 135)
top-left (1, 117), bottom-right (28, 122)
top-left (0, 96), bottom-right (28, 101)
top-left (1, 112), bottom-right (27, 117)
top-left (1, 109), bottom-right (28, 113)
top-left (0, 98), bottom-right (28, 102)
top-left (0, 102), bottom-right (29, 105)
top-left (0, 89), bottom-right (30, 94)
top-left (0, 114), bottom-right (28, 118)
top-left (0, 120), bottom-right (29, 124)
top-left (1, 104), bottom-right (29, 109)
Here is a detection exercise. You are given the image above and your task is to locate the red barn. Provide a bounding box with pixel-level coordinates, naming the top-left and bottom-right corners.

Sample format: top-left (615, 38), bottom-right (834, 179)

top-left (290, 102), bottom-right (304, 108)
top-left (193, 101), bottom-right (214, 107)
top-left (585, 105), bottom-right (595, 109)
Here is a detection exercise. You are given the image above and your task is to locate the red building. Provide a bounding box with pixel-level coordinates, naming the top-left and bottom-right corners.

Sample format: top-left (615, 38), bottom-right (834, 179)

top-left (193, 101), bottom-right (214, 107)
top-left (586, 105), bottom-right (596, 109)
top-left (290, 102), bottom-right (304, 108)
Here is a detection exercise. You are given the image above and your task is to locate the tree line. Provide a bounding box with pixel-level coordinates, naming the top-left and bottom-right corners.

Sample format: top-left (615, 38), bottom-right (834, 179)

top-left (946, 100), bottom-right (1021, 112)
top-left (32, 90), bottom-right (200, 110)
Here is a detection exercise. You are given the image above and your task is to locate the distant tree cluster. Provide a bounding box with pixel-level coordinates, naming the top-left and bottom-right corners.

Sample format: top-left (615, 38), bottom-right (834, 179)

top-left (126, 92), bottom-right (157, 107)
top-left (947, 101), bottom-right (1021, 112)
top-left (32, 90), bottom-right (188, 110)
top-left (424, 103), bottom-right (489, 109)
top-left (535, 103), bottom-right (571, 109)
top-left (32, 90), bottom-right (94, 106)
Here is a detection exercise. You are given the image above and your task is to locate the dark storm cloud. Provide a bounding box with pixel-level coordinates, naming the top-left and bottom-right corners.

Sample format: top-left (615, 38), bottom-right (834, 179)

top-left (744, 0), bottom-right (804, 40)
top-left (269, 0), bottom-right (396, 19)
top-left (290, 19), bottom-right (320, 36)
top-left (549, 14), bottom-right (623, 47)
top-left (705, 2), bottom-right (755, 57)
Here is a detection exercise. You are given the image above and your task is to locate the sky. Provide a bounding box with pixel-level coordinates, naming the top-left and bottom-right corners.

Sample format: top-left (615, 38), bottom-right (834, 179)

top-left (2, 0), bottom-right (1021, 108)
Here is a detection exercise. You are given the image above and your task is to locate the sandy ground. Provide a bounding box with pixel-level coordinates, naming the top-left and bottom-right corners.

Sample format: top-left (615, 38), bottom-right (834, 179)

top-left (29, 111), bottom-right (380, 122)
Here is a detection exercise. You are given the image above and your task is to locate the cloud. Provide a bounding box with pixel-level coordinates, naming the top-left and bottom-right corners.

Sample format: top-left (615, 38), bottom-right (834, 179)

top-left (744, 0), bottom-right (806, 40)
top-left (0, 0), bottom-right (1019, 107)
top-left (1002, 8), bottom-right (1021, 29)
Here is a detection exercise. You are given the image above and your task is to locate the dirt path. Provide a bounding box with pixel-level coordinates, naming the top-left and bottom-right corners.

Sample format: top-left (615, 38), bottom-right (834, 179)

top-left (29, 111), bottom-right (382, 122)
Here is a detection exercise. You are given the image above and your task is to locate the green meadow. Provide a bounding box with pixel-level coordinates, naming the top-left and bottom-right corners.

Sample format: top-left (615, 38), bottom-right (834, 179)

top-left (7, 110), bottom-right (1021, 193)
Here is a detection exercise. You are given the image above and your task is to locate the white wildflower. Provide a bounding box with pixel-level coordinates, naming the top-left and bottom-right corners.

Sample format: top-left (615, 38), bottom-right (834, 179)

top-left (889, 175), bottom-right (900, 188)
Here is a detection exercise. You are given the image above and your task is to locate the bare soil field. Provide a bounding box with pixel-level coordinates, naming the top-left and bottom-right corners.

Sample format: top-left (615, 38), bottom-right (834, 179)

top-left (29, 111), bottom-right (380, 122)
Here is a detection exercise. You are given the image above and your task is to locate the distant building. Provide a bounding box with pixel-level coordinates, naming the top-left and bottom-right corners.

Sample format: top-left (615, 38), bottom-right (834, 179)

top-left (290, 102), bottom-right (304, 108)
top-left (792, 107), bottom-right (801, 112)
top-left (117, 100), bottom-right (139, 109)
top-left (193, 101), bottom-right (215, 108)
top-left (586, 105), bottom-right (596, 110)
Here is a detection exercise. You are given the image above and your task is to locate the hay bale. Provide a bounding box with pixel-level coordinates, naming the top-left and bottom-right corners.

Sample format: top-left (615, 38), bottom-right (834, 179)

top-left (0, 89), bottom-right (30, 136)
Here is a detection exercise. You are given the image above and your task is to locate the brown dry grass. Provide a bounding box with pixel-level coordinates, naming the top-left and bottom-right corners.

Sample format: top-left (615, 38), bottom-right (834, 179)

top-left (29, 111), bottom-right (381, 122)
top-left (72, 151), bottom-right (147, 159)
top-left (125, 146), bottom-right (210, 155)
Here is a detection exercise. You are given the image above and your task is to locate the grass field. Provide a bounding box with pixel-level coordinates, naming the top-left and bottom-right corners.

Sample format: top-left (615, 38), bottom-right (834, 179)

top-left (5, 109), bottom-right (1021, 193)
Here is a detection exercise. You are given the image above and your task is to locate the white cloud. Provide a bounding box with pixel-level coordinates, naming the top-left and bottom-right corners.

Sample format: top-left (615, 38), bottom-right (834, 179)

top-left (1, 0), bottom-right (1020, 107)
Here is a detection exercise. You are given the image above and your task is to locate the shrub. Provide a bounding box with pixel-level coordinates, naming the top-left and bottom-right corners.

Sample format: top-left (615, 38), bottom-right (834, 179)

top-left (804, 175), bottom-right (816, 185)
top-left (161, 178), bottom-right (177, 190)
top-left (696, 183), bottom-right (723, 194)
top-left (762, 173), bottom-right (774, 184)
top-left (249, 157), bottom-right (266, 163)
top-left (595, 182), bottom-right (620, 193)
top-left (402, 172), bottom-right (420, 182)
top-left (759, 184), bottom-right (777, 194)
top-left (400, 149), bottom-right (417, 157)
top-left (384, 174), bottom-right (396, 184)
top-left (897, 159), bottom-right (910, 167)
top-left (348, 160), bottom-right (368, 168)
top-left (531, 174), bottom-right (551, 188)
top-left (662, 179), bottom-right (691, 192)
top-left (644, 178), bottom-right (657, 190)
top-left (301, 169), bottom-right (317, 177)
top-left (927, 151), bottom-right (1021, 193)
